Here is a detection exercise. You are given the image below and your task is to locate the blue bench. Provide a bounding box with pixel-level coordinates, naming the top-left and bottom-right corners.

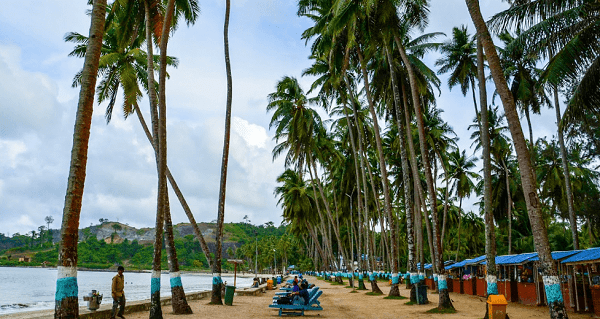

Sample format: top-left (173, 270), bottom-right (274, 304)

top-left (274, 287), bottom-right (319, 299)
top-left (269, 290), bottom-right (323, 316)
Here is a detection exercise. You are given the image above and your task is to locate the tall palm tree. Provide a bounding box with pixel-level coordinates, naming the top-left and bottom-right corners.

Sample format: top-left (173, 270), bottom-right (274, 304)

top-left (149, 0), bottom-right (176, 317)
top-left (211, 0), bottom-right (233, 305)
top-left (392, 5), bottom-right (455, 309)
top-left (435, 25), bottom-right (480, 118)
top-left (55, 1), bottom-right (106, 318)
top-left (496, 30), bottom-right (546, 156)
top-left (465, 1), bottom-right (569, 317)
top-left (267, 76), bottom-right (329, 266)
top-left (446, 149), bottom-right (479, 261)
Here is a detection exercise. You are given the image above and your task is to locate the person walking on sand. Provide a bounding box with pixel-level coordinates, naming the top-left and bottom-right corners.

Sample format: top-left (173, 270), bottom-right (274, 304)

top-left (111, 266), bottom-right (126, 319)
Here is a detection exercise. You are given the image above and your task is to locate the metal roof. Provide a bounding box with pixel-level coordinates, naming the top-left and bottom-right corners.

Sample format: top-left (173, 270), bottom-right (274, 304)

top-left (561, 247), bottom-right (600, 264)
top-left (496, 253), bottom-right (538, 265)
top-left (464, 255), bottom-right (486, 265)
top-left (445, 256), bottom-right (483, 270)
top-left (528, 250), bottom-right (580, 262)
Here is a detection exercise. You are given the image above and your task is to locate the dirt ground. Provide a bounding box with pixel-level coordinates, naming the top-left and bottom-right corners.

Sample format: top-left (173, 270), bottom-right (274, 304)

top-left (123, 276), bottom-right (596, 319)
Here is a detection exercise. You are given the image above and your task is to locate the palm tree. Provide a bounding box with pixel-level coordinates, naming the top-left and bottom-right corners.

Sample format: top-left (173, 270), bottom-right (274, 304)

top-left (149, 0), bottom-right (176, 317)
top-left (55, 1), bottom-right (106, 318)
top-left (268, 77), bottom-right (329, 266)
top-left (435, 25), bottom-right (480, 118)
top-left (465, 1), bottom-right (569, 317)
top-left (496, 30), bottom-right (546, 156)
top-left (211, 0), bottom-right (233, 305)
top-left (393, 8), bottom-right (455, 310)
top-left (274, 170), bottom-right (325, 266)
top-left (446, 149), bottom-right (479, 261)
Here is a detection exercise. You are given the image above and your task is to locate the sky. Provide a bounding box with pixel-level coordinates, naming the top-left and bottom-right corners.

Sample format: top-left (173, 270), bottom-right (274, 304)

top-left (0, 0), bottom-right (562, 236)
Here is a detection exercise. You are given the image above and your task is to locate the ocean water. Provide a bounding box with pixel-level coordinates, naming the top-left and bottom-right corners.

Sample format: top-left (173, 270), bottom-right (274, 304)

top-left (0, 267), bottom-right (253, 314)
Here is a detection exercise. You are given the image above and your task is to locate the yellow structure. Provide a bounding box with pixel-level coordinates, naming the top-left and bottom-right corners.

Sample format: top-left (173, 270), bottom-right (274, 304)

top-left (487, 294), bottom-right (508, 319)
top-left (267, 279), bottom-right (274, 290)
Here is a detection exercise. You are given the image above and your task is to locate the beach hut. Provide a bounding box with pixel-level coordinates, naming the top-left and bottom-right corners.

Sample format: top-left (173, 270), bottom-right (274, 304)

top-left (463, 255), bottom-right (486, 296)
top-left (528, 250), bottom-right (580, 308)
top-left (446, 260), bottom-right (465, 294)
top-left (494, 253), bottom-right (537, 303)
top-left (560, 247), bottom-right (600, 315)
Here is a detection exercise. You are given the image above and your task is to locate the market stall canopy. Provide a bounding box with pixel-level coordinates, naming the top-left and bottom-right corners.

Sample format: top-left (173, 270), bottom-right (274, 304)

top-left (561, 247), bottom-right (600, 265)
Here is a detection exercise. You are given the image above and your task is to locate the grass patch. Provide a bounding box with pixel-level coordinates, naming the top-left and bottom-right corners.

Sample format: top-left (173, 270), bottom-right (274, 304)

top-left (426, 307), bottom-right (457, 314)
top-left (316, 276), bottom-right (324, 280)
top-left (330, 282), bottom-right (345, 285)
top-left (365, 291), bottom-right (384, 296)
top-left (405, 301), bottom-right (417, 305)
top-left (344, 285), bottom-right (353, 288)
top-left (349, 290), bottom-right (359, 293)
top-left (383, 295), bottom-right (408, 300)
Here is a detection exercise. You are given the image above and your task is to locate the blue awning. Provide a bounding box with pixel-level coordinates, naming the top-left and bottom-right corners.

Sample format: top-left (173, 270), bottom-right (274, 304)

top-left (561, 247), bottom-right (600, 264)
top-left (528, 250), bottom-right (581, 262)
top-left (464, 255), bottom-right (486, 265)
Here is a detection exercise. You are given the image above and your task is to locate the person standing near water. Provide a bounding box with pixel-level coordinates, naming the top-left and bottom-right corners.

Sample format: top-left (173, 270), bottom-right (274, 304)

top-left (111, 266), bottom-right (126, 319)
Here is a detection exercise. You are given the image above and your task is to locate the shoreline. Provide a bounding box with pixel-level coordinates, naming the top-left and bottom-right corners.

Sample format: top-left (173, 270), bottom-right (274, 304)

top-left (0, 265), bottom-right (282, 277)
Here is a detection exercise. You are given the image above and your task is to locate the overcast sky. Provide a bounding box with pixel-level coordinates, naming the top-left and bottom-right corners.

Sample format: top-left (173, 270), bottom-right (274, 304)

top-left (0, 0), bottom-right (560, 236)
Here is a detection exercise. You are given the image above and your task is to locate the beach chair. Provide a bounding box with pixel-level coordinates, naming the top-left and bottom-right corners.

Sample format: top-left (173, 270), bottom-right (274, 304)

top-left (269, 290), bottom-right (323, 316)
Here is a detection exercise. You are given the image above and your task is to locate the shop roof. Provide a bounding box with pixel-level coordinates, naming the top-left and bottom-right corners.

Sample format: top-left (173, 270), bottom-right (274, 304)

top-left (561, 247), bottom-right (600, 264)
top-left (528, 250), bottom-right (580, 262)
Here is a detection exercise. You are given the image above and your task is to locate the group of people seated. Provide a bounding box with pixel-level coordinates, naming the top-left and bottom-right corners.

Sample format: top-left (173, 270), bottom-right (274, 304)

top-left (278, 275), bottom-right (311, 305)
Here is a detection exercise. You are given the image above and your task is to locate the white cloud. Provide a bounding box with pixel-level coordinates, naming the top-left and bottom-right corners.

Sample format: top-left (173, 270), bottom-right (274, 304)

top-left (0, 0), bottom-right (569, 237)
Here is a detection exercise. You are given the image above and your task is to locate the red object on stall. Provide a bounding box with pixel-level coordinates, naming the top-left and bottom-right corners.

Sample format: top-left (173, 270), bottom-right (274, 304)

top-left (517, 282), bottom-right (537, 305)
top-left (476, 277), bottom-right (487, 297)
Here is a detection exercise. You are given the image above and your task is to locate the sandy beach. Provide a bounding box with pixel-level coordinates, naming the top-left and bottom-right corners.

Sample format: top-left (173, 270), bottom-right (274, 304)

top-left (111, 276), bottom-right (595, 319)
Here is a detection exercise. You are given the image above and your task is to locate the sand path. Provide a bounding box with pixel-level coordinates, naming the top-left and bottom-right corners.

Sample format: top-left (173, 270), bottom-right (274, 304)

top-left (118, 275), bottom-right (595, 319)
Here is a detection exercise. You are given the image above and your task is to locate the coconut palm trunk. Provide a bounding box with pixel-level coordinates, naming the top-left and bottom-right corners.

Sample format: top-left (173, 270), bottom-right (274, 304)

top-left (466, 1), bottom-right (568, 317)
top-left (554, 89), bottom-right (579, 250)
top-left (211, 0), bottom-right (233, 304)
top-left (150, 0), bottom-right (176, 316)
top-left (345, 75), bottom-right (370, 289)
top-left (142, 2), bottom-right (212, 267)
top-left (477, 36), bottom-right (499, 319)
top-left (400, 80), bottom-right (425, 297)
top-left (355, 44), bottom-right (393, 295)
top-left (307, 153), bottom-right (352, 273)
top-left (455, 197), bottom-right (464, 261)
top-left (55, 1), bottom-right (106, 318)
top-left (395, 35), bottom-right (452, 310)
top-left (134, 104), bottom-right (212, 268)
top-left (438, 152), bottom-right (451, 247)
top-left (501, 158), bottom-right (513, 255)
top-left (163, 198), bottom-right (193, 313)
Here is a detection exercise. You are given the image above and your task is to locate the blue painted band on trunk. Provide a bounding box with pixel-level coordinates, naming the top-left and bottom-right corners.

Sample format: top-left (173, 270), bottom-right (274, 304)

top-left (419, 274), bottom-right (424, 280)
top-left (151, 277), bottom-right (160, 294)
top-left (358, 274), bottom-right (363, 280)
top-left (213, 276), bottom-right (222, 285)
top-left (410, 275), bottom-right (420, 284)
top-left (487, 283), bottom-right (498, 295)
top-left (434, 276), bottom-right (438, 282)
top-left (392, 275), bottom-right (399, 284)
top-left (369, 274), bottom-right (375, 281)
top-left (438, 279), bottom-right (448, 290)
top-left (404, 273), bottom-right (410, 279)
top-left (544, 283), bottom-right (563, 304)
top-left (55, 277), bottom-right (78, 301)
top-left (170, 276), bottom-right (182, 288)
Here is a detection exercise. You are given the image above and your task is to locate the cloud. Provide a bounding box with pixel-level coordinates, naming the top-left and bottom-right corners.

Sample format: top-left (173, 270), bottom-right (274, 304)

top-left (0, 45), bottom-right (63, 138)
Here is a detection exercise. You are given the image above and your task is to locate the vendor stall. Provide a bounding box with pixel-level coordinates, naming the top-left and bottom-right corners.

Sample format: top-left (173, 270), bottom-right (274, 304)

top-left (561, 247), bottom-right (600, 315)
